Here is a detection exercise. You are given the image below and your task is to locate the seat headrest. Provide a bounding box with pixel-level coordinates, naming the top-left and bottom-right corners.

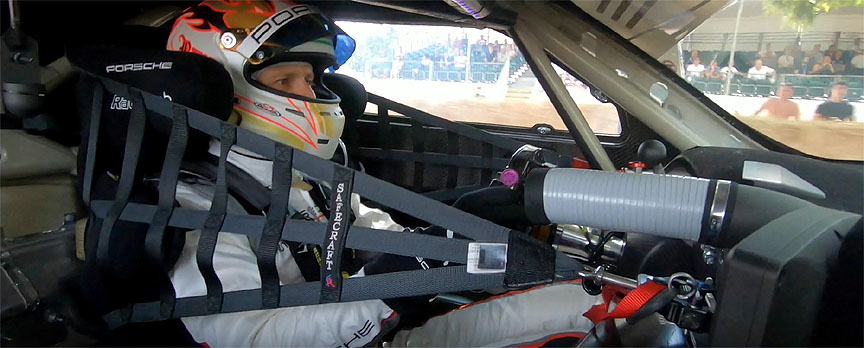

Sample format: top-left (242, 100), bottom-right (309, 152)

top-left (322, 73), bottom-right (367, 121)
top-left (70, 45), bottom-right (234, 124)
top-left (71, 45), bottom-right (234, 175)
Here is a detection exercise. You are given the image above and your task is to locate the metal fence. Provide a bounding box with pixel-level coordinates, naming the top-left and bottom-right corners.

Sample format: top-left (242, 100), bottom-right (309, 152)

top-left (690, 74), bottom-right (864, 100)
top-left (366, 60), bottom-right (508, 83)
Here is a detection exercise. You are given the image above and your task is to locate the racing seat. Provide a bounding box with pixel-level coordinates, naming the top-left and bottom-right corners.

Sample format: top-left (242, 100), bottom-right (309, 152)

top-left (66, 44), bottom-right (235, 334)
top-left (322, 72), bottom-right (368, 168)
top-left (66, 39), bottom-right (385, 335)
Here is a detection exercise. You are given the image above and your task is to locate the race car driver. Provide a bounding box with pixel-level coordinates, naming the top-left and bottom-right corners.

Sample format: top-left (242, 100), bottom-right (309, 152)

top-left (162, 1), bottom-right (410, 346)
top-left (160, 1), bottom-right (599, 346)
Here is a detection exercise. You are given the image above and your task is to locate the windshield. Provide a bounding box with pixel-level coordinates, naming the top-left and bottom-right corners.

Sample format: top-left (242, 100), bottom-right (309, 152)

top-left (669, 0), bottom-right (864, 161)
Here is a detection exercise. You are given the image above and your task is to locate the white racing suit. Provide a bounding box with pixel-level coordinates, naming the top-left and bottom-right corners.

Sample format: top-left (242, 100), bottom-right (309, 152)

top-left (169, 140), bottom-right (600, 347)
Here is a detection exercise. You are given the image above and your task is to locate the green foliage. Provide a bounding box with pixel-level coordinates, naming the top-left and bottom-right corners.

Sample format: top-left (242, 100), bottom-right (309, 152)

top-left (763, 0), bottom-right (864, 28)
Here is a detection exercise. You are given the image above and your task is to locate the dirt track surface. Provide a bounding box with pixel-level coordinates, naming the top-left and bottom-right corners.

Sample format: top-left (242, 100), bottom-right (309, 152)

top-left (737, 117), bottom-right (864, 161)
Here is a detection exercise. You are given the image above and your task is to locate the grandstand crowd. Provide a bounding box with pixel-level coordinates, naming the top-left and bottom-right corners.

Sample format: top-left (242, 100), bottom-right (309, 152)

top-left (682, 38), bottom-right (863, 103)
top-left (369, 36), bottom-right (521, 83)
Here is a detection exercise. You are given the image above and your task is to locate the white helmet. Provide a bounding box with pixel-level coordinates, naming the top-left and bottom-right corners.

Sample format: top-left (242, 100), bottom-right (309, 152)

top-left (167, 1), bottom-right (355, 159)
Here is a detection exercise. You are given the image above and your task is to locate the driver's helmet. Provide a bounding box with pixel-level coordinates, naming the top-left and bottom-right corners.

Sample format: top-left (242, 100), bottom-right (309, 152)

top-left (167, 1), bottom-right (355, 159)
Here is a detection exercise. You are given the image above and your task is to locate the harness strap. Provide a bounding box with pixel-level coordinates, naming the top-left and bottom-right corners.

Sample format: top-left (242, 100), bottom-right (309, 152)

top-left (82, 80), bottom-right (104, 206)
top-left (95, 88), bottom-right (146, 266)
top-left (180, 156), bottom-right (271, 214)
top-left (258, 143), bottom-right (293, 309)
top-left (196, 124), bottom-right (236, 314)
top-left (582, 281), bottom-right (667, 324)
top-left (144, 105), bottom-right (189, 319)
top-left (320, 166), bottom-right (354, 303)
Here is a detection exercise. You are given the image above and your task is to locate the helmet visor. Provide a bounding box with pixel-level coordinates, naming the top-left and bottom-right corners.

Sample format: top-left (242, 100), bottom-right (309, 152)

top-left (234, 12), bottom-right (354, 71)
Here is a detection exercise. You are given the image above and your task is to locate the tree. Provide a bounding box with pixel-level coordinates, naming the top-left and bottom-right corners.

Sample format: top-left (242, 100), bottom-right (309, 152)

top-left (763, 0), bottom-right (864, 28)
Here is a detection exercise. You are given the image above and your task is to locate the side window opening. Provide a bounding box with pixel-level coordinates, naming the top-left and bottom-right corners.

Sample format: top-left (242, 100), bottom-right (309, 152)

top-left (336, 21), bottom-right (622, 137)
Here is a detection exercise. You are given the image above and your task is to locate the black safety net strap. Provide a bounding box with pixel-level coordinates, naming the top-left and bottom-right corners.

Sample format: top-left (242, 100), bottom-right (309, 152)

top-left (365, 94), bottom-right (572, 201)
top-left (258, 143), bottom-right (293, 309)
top-left (352, 149), bottom-right (509, 169)
top-left (367, 93), bottom-right (572, 167)
top-left (95, 88), bottom-right (146, 266)
top-left (104, 265), bottom-right (507, 325)
top-left (196, 123), bottom-right (236, 314)
top-left (447, 131), bottom-right (459, 189)
top-left (377, 104), bottom-right (391, 156)
top-left (82, 79), bottom-right (104, 206)
top-left (144, 104), bottom-right (189, 319)
top-left (368, 93), bottom-right (523, 152)
top-left (411, 119), bottom-right (425, 192)
top-left (89, 76), bottom-right (580, 327)
top-left (96, 77), bottom-right (511, 243)
top-left (320, 166), bottom-right (354, 303)
top-left (90, 202), bottom-right (473, 264)
top-left (481, 143), bottom-right (495, 185)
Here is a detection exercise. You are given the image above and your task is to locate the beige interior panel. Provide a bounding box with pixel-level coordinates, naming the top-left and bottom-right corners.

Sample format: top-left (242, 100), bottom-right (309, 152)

top-left (1, 130), bottom-right (76, 181)
top-left (1, 181), bottom-right (82, 239)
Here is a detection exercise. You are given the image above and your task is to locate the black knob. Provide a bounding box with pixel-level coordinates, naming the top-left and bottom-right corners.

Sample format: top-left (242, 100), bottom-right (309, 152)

top-left (637, 140), bottom-right (667, 169)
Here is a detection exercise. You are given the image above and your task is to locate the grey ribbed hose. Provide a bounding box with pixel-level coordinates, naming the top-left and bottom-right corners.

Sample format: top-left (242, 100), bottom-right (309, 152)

top-left (542, 169), bottom-right (711, 241)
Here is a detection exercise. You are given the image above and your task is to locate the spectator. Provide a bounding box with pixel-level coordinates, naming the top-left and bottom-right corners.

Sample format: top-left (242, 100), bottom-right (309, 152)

top-left (478, 35), bottom-right (487, 46)
top-left (810, 55), bottom-right (835, 75)
top-left (720, 64), bottom-right (741, 79)
top-left (747, 59), bottom-right (775, 80)
top-left (815, 81), bottom-right (855, 121)
top-left (777, 47), bottom-right (796, 74)
top-left (755, 84), bottom-right (800, 120)
top-left (705, 61), bottom-right (723, 78)
top-left (804, 44), bottom-right (823, 69)
top-left (420, 54), bottom-right (432, 77)
top-left (391, 55), bottom-right (403, 79)
top-left (454, 49), bottom-right (469, 70)
top-left (481, 43), bottom-right (491, 62)
top-left (487, 43), bottom-right (498, 62)
top-left (688, 50), bottom-right (700, 64)
top-left (831, 50), bottom-right (847, 74)
top-left (850, 50), bottom-right (864, 75)
top-left (792, 43), bottom-right (805, 67)
top-left (759, 43), bottom-right (778, 68)
top-left (827, 44), bottom-right (840, 58)
top-left (685, 57), bottom-right (706, 79)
